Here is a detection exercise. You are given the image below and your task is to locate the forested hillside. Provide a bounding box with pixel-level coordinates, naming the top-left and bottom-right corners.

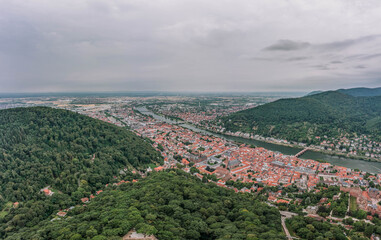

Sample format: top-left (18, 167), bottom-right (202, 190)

top-left (5, 170), bottom-right (285, 240)
top-left (307, 87), bottom-right (381, 97)
top-left (220, 91), bottom-right (381, 143)
top-left (337, 87), bottom-right (381, 97)
top-left (0, 107), bottom-right (162, 236)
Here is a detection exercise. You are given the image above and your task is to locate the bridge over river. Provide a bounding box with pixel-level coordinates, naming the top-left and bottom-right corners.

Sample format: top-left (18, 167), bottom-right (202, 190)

top-left (294, 148), bottom-right (311, 158)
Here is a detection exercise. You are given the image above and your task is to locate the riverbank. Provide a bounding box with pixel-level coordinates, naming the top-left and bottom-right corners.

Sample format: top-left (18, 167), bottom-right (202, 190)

top-left (144, 107), bottom-right (380, 162)
top-left (203, 127), bottom-right (380, 162)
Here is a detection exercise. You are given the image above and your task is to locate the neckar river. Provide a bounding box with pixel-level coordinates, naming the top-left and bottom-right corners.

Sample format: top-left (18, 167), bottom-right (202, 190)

top-left (137, 107), bottom-right (381, 174)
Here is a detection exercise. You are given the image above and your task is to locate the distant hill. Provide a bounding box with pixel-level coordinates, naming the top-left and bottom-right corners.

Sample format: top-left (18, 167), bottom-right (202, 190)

top-left (306, 87), bottom-right (381, 97)
top-left (305, 90), bottom-right (323, 96)
top-left (0, 107), bottom-right (162, 237)
top-left (5, 170), bottom-right (284, 240)
top-left (220, 89), bottom-right (381, 143)
top-left (337, 87), bottom-right (381, 97)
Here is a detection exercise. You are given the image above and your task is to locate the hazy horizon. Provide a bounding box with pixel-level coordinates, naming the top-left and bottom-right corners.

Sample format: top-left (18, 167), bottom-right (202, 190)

top-left (0, 90), bottom-right (308, 99)
top-left (1, 0), bottom-right (381, 92)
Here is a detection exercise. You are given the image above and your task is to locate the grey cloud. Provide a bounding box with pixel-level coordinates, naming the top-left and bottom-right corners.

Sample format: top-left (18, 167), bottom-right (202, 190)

top-left (1, 0), bottom-right (381, 93)
top-left (354, 65), bottom-right (367, 69)
top-left (258, 33), bottom-right (381, 77)
top-left (310, 64), bottom-right (331, 71)
top-left (317, 34), bottom-right (381, 51)
top-left (345, 53), bottom-right (381, 61)
top-left (250, 56), bottom-right (311, 62)
top-left (251, 56), bottom-right (310, 62)
top-left (263, 40), bottom-right (310, 51)
top-left (286, 56), bottom-right (310, 62)
top-left (250, 57), bottom-right (276, 61)
top-left (360, 53), bottom-right (381, 60)
top-left (264, 34), bottom-right (381, 54)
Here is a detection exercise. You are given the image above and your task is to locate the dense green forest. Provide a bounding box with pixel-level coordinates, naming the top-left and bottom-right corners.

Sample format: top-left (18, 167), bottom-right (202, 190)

top-left (337, 87), bottom-right (381, 97)
top-left (286, 216), bottom-right (348, 240)
top-left (308, 87), bottom-right (381, 97)
top-left (0, 107), bottom-right (162, 237)
top-left (286, 214), bottom-right (381, 240)
top-left (220, 90), bottom-right (381, 142)
top-left (5, 170), bottom-right (285, 240)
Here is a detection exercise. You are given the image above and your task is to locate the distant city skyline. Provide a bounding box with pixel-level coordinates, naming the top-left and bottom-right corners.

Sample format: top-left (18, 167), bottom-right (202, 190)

top-left (1, 0), bottom-right (381, 93)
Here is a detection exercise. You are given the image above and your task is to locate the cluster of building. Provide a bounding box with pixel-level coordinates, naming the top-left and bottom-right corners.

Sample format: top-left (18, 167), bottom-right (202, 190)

top-left (341, 187), bottom-right (381, 218)
top-left (208, 126), bottom-right (381, 160)
top-left (317, 135), bottom-right (381, 159)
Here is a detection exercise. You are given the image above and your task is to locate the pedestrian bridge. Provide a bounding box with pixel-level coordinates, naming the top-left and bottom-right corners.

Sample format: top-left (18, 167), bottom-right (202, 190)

top-left (294, 147), bottom-right (311, 158)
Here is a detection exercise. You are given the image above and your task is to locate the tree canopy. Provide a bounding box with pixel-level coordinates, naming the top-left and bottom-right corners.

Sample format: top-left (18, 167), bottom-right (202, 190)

top-left (220, 91), bottom-right (381, 142)
top-left (0, 107), bottom-right (162, 237)
top-left (5, 170), bottom-right (285, 240)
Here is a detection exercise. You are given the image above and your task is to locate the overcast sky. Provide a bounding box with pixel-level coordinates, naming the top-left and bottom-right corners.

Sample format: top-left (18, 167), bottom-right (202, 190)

top-left (1, 0), bottom-right (381, 93)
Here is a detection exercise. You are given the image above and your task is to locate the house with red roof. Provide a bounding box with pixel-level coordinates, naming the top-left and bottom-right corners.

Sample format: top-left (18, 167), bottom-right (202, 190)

top-left (42, 188), bottom-right (54, 197)
top-left (276, 199), bottom-right (290, 204)
top-left (268, 196), bottom-right (277, 202)
top-left (182, 159), bottom-right (190, 165)
top-left (154, 166), bottom-right (164, 172)
top-left (57, 211), bottom-right (67, 217)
